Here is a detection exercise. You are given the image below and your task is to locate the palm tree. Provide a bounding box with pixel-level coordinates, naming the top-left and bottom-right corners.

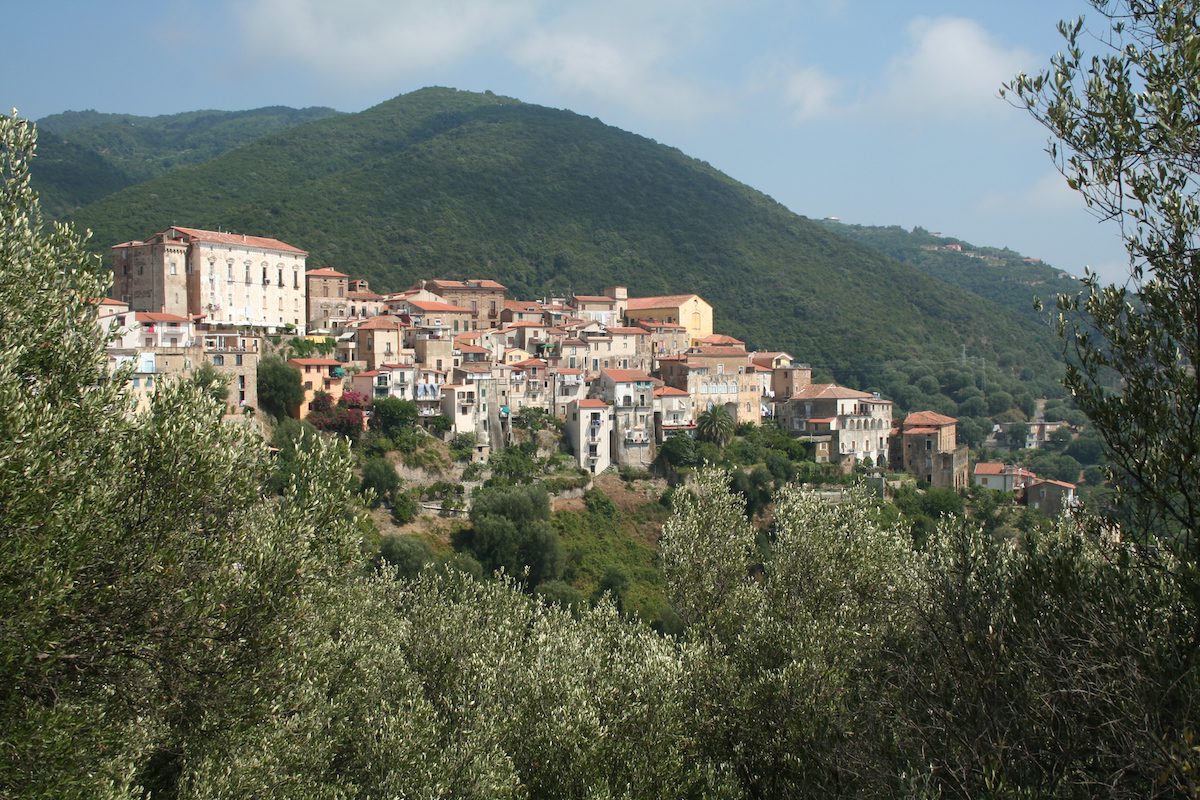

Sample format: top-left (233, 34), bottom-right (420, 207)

top-left (696, 405), bottom-right (735, 448)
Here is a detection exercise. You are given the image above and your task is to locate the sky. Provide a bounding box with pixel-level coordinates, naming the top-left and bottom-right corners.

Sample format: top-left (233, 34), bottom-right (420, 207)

top-left (4, 0), bottom-right (1133, 282)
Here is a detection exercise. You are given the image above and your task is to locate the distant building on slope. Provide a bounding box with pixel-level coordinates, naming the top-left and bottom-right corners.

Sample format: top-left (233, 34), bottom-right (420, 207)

top-left (895, 411), bottom-right (969, 490)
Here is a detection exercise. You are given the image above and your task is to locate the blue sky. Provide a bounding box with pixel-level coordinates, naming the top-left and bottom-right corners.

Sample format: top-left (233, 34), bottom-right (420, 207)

top-left (5, 0), bottom-right (1132, 282)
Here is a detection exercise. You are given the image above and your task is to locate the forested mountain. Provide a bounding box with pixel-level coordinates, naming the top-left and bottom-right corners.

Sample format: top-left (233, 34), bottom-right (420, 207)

top-left (828, 221), bottom-right (1082, 329)
top-left (31, 106), bottom-right (341, 217)
top-left (62, 88), bottom-right (1063, 397)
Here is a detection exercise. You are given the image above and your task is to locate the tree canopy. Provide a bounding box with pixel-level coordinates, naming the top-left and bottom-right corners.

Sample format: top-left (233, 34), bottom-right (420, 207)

top-left (1005, 0), bottom-right (1200, 550)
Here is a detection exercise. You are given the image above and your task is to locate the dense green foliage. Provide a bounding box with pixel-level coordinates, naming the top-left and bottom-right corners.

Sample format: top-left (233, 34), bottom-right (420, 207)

top-left (832, 221), bottom-right (1078, 330)
top-left (696, 405), bottom-right (735, 447)
top-left (457, 483), bottom-right (564, 587)
top-left (256, 355), bottom-right (303, 419)
top-left (370, 396), bottom-right (419, 437)
top-left (360, 456), bottom-right (400, 506)
top-left (64, 87), bottom-right (1062, 394)
top-left (31, 106), bottom-right (340, 217)
top-left (1006, 0), bottom-right (1200, 549)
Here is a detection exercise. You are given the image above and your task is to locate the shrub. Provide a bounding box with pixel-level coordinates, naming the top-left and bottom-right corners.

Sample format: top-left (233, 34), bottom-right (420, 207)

top-left (377, 534), bottom-right (435, 579)
top-left (449, 433), bottom-right (477, 462)
top-left (360, 457), bottom-right (399, 507)
top-left (390, 491), bottom-right (420, 525)
top-left (584, 489), bottom-right (618, 518)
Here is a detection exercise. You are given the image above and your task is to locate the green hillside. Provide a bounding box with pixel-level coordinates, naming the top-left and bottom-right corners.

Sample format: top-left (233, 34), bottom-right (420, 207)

top-left (828, 222), bottom-right (1082, 328)
top-left (67, 87), bottom-right (1061, 397)
top-left (32, 105), bottom-right (342, 216)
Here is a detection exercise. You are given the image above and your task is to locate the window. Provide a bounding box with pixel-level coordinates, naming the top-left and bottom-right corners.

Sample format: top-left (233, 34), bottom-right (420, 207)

top-left (262, 266), bottom-right (269, 285)
top-left (293, 270), bottom-right (299, 289)
top-left (235, 354), bottom-right (243, 366)
top-left (212, 355), bottom-right (225, 366)
top-left (169, 261), bottom-right (177, 276)
top-left (277, 268), bottom-right (283, 286)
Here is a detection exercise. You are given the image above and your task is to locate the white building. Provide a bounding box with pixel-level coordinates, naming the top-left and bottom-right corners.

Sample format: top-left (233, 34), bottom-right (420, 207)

top-left (567, 398), bottom-right (613, 474)
top-left (112, 226), bottom-right (308, 333)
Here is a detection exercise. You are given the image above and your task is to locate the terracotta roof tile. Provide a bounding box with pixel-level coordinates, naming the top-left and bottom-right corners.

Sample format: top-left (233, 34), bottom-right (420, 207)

top-left (355, 315), bottom-right (408, 330)
top-left (134, 312), bottom-right (191, 323)
top-left (289, 358), bottom-right (341, 366)
top-left (601, 368), bottom-right (654, 383)
top-left (402, 299), bottom-right (472, 314)
top-left (626, 294), bottom-right (702, 310)
top-left (790, 383), bottom-right (873, 400)
top-left (169, 226), bottom-right (306, 255)
top-left (904, 410), bottom-right (958, 427)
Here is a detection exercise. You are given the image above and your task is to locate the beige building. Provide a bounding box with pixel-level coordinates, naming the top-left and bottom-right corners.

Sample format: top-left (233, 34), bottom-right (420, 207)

top-left (974, 462), bottom-right (1037, 493)
top-left (592, 369), bottom-right (657, 469)
top-left (392, 298), bottom-right (474, 336)
top-left (896, 411), bottom-right (969, 489)
top-left (203, 330), bottom-right (260, 414)
top-left (623, 293), bottom-right (713, 344)
top-left (354, 315), bottom-right (411, 370)
top-left (636, 320), bottom-right (690, 367)
top-left (654, 386), bottom-right (695, 440)
top-left (571, 294), bottom-right (620, 326)
top-left (1024, 478), bottom-right (1077, 516)
top-left (780, 384), bottom-right (893, 469)
top-left (306, 267), bottom-right (350, 330)
top-left (113, 226), bottom-right (307, 333)
top-left (421, 279), bottom-right (507, 329)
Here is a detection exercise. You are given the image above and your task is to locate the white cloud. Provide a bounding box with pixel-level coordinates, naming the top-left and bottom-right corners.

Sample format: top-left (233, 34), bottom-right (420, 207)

top-left (880, 17), bottom-right (1034, 118)
top-left (511, 29), bottom-right (718, 120)
top-left (781, 66), bottom-right (840, 122)
top-left (235, 0), bottom-right (537, 84)
top-left (976, 171), bottom-right (1081, 215)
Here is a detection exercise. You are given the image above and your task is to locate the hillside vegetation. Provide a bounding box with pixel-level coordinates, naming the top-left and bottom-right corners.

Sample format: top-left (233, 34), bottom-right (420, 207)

top-left (830, 221), bottom-right (1081, 328)
top-left (31, 106), bottom-right (341, 217)
top-left (64, 88), bottom-right (1063, 399)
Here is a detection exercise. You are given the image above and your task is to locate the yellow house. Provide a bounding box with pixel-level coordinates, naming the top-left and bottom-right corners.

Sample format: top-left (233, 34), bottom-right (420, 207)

top-left (624, 294), bottom-right (713, 344)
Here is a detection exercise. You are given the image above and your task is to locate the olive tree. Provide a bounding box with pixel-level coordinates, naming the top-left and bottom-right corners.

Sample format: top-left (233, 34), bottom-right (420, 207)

top-left (1004, 0), bottom-right (1200, 549)
top-left (0, 112), bottom-right (363, 798)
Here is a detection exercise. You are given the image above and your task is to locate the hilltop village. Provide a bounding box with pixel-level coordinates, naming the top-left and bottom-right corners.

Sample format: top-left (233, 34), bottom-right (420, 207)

top-left (99, 224), bottom-right (1075, 509)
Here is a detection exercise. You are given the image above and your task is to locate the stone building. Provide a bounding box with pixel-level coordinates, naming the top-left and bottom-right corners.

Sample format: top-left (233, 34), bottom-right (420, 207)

top-left (895, 411), bottom-right (969, 489)
top-left (421, 279), bottom-right (507, 330)
top-left (305, 267), bottom-right (350, 330)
